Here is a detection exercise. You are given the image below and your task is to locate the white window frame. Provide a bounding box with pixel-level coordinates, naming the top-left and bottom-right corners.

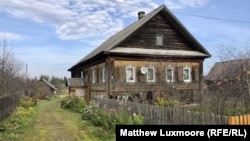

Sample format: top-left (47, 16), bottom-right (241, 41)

top-left (166, 67), bottom-right (174, 82)
top-left (126, 65), bottom-right (136, 82)
top-left (92, 69), bottom-right (97, 83)
top-left (183, 67), bottom-right (192, 82)
top-left (102, 66), bottom-right (106, 83)
top-left (156, 34), bottom-right (163, 46)
top-left (147, 66), bottom-right (155, 82)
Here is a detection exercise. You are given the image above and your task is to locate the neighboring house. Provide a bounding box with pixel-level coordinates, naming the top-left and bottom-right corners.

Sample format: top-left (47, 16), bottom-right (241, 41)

top-left (205, 58), bottom-right (250, 96)
top-left (35, 79), bottom-right (57, 99)
top-left (66, 78), bottom-right (87, 98)
top-left (68, 5), bottom-right (211, 104)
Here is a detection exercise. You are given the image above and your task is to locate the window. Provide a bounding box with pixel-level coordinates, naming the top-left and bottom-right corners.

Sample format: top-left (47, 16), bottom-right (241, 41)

top-left (183, 67), bottom-right (191, 82)
top-left (102, 66), bottom-right (106, 83)
top-left (156, 35), bottom-right (163, 46)
top-left (92, 69), bottom-right (97, 83)
top-left (166, 67), bottom-right (174, 82)
top-left (147, 66), bottom-right (155, 82)
top-left (81, 70), bottom-right (84, 78)
top-left (126, 65), bottom-right (136, 82)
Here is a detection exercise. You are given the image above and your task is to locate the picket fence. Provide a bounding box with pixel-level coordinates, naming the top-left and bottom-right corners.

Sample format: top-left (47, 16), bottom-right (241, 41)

top-left (228, 114), bottom-right (250, 125)
top-left (93, 97), bottom-right (228, 125)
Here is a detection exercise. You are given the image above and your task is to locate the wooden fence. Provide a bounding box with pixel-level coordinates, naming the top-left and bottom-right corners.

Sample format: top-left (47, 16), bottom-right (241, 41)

top-left (93, 97), bottom-right (228, 125)
top-left (228, 114), bottom-right (250, 125)
top-left (0, 94), bottom-right (21, 122)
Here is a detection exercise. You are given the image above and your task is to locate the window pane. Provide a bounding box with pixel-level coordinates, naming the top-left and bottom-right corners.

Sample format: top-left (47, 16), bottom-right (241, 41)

top-left (183, 68), bottom-right (190, 80)
top-left (102, 67), bottom-right (106, 82)
top-left (156, 36), bottom-right (163, 46)
top-left (167, 69), bottom-right (173, 81)
top-left (148, 68), bottom-right (154, 80)
top-left (92, 70), bottom-right (96, 83)
top-left (127, 68), bottom-right (134, 80)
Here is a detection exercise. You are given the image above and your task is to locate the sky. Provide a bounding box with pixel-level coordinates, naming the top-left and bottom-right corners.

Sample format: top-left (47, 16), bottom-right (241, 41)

top-left (0, 0), bottom-right (250, 79)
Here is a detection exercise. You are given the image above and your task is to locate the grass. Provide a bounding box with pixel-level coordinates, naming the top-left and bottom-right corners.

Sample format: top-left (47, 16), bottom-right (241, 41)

top-left (0, 94), bottom-right (115, 141)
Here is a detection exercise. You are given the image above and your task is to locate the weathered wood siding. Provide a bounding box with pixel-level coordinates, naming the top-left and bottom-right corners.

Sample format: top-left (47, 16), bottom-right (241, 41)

top-left (110, 60), bottom-right (201, 103)
top-left (118, 14), bottom-right (192, 50)
top-left (88, 62), bottom-right (108, 99)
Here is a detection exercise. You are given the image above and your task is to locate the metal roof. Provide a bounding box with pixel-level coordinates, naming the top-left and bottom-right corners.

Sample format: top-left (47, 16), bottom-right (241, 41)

top-left (109, 47), bottom-right (209, 57)
top-left (68, 4), bottom-right (211, 71)
top-left (66, 78), bottom-right (86, 87)
top-left (206, 58), bottom-right (250, 81)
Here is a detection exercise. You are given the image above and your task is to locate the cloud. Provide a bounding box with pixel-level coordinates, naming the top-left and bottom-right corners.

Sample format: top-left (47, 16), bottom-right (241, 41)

top-left (0, 0), bottom-right (210, 47)
top-left (0, 0), bottom-right (161, 45)
top-left (164, 0), bottom-right (209, 9)
top-left (0, 32), bottom-right (28, 41)
top-left (178, 0), bottom-right (209, 7)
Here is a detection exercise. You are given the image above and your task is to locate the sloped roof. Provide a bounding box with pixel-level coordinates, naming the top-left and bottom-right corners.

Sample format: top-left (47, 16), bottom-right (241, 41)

top-left (66, 78), bottom-right (86, 87)
top-left (206, 58), bottom-right (250, 81)
top-left (40, 79), bottom-right (57, 90)
top-left (68, 4), bottom-right (211, 71)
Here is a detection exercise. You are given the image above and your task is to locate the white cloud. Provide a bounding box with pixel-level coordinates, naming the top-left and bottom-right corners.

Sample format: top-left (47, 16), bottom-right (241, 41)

top-left (0, 0), bottom-right (162, 45)
top-left (0, 32), bottom-right (27, 41)
top-left (0, 0), bottom-right (210, 46)
top-left (178, 0), bottom-right (209, 7)
top-left (164, 0), bottom-right (209, 9)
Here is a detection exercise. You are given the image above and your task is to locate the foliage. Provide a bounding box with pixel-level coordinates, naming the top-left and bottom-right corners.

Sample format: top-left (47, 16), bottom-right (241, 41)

top-left (154, 96), bottom-right (180, 107)
top-left (18, 96), bottom-right (38, 108)
top-left (61, 96), bottom-right (144, 132)
top-left (60, 96), bottom-right (87, 113)
top-left (0, 97), bottom-right (37, 140)
top-left (82, 101), bottom-right (144, 132)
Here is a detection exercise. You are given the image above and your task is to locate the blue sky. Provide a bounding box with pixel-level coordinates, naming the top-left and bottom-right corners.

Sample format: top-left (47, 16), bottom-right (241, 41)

top-left (0, 0), bottom-right (250, 79)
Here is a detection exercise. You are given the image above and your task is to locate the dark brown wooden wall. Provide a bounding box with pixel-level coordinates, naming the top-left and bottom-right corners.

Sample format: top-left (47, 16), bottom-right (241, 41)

top-left (118, 14), bottom-right (192, 50)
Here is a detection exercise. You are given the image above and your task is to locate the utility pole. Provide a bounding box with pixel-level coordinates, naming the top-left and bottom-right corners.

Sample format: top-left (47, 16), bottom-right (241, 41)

top-left (26, 63), bottom-right (28, 81)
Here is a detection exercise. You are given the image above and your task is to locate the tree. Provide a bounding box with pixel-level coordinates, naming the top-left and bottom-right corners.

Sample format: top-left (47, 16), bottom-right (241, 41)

top-left (205, 42), bottom-right (250, 115)
top-left (0, 35), bottom-right (24, 97)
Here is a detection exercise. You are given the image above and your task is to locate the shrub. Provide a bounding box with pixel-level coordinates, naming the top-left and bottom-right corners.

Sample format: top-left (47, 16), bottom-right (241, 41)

top-left (61, 96), bottom-right (87, 113)
top-left (18, 96), bottom-right (37, 108)
top-left (82, 102), bottom-right (144, 132)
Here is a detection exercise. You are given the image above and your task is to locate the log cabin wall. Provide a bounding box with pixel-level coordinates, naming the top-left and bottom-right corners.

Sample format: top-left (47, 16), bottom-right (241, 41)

top-left (88, 62), bottom-right (108, 99)
top-left (118, 14), bottom-right (193, 51)
top-left (110, 60), bottom-right (202, 104)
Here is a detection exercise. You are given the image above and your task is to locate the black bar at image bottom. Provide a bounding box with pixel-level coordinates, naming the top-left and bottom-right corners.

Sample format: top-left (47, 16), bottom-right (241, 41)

top-left (116, 125), bottom-right (250, 140)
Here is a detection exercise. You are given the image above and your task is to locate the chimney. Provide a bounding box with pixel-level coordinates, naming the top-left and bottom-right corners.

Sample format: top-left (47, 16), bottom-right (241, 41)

top-left (138, 11), bottom-right (145, 20)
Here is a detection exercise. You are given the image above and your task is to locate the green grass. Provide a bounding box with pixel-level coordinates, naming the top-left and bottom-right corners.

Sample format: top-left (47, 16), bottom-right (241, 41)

top-left (0, 95), bottom-right (115, 141)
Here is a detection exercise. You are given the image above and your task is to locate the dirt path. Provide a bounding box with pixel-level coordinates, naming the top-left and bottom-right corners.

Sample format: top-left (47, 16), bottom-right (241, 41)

top-left (19, 95), bottom-right (85, 141)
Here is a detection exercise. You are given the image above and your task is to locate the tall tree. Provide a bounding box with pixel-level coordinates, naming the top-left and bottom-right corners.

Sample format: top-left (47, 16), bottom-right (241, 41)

top-left (0, 35), bottom-right (24, 97)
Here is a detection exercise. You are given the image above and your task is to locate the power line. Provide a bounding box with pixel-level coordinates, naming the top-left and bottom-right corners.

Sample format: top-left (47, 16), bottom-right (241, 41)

top-left (174, 12), bottom-right (250, 24)
top-left (106, 0), bottom-right (250, 24)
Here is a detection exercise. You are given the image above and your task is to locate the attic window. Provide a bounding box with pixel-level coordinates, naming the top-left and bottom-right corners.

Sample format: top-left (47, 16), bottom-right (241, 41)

top-left (156, 35), bottom-right (163, 46)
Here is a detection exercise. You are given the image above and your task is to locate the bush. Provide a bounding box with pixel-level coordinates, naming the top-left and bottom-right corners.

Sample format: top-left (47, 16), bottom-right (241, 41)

top-left (82, 102), bottom-right (144, 132)
top-left (60, 96), bottom-right (87, 113)
top-left (18, 96), bottom-right (37, 108)
top-left (61, 96), bottom-right (144, 132)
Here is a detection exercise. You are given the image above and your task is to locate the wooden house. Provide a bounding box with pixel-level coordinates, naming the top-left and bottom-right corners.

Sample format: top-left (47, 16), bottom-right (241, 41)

top-left (205, 58), bottom-right (250, 97)
top-left (68, 5), bottom-right (211, 104)
top-left (36, 79), bottom-right (57, 99)
top-left (66, 78), bottom-right (87, 98)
